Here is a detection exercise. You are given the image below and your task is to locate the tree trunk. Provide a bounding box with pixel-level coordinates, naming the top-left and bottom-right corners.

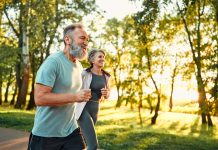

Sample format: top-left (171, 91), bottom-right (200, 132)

top-left (14, 39), bottom-right (22, 108)
top-left (214, 3), bottom-right (218, 115)
top-left (138, 72), bottom-right (143, 125)
top-left (15, 66), bottom-right (30, 108)
top-left (0, 13), bottom-right (2, 105)
top-left (114, 67), bottom-right (122, 107)
top-left (27, 54), bottom-right (36, 110)
top-left (115, 89), bottom-right (121, 107)
top-left (15, 1), bottom-right (30, 109)
top-left (15, 59), bottom-right (22, 108)
top-left (197, 75), bottom-right (207, 124)
top-left (15, 39), bottom-right (30, 108)
top-left (130, 98), bottom-right (134, 110)
top-left (207, 113), bottom-right (213, 127)
top-left (19, 66), bottom-right (30, 106)
top-left (214, 75), bottom-right (218, 115)
top-left (138, 99), bottom-right (143, 126)
top-left (0, 72), bottom-right (2, 105)
top-left (197, 74), bottom-right (213, 126)
top-left (177, 1), bottom-right (212, 125)
top-left (14, 1), bottom-right (24, 109)
top-left (146, 48), bottom-right (161, 125)
top-left (169, 62), bottom-right (177, 112)
top-left (151, 82), bottom-right (161, 124)
top-left (4, 67), bottom-right (13, 103)
top-left (10, 84), bottom-right (18, 105)
top-left (196, 0), bottom-right (209, 125)
top-left (27, 85), bottom-right (35, 110)
top-left (151, 86), bottom-right (161, 125)
top-left (169, 77), bottom-right (174, 112)
top-left (147, 95), bottom-right (153, 114)
top-left (215, 82), bottom-right (218, 115)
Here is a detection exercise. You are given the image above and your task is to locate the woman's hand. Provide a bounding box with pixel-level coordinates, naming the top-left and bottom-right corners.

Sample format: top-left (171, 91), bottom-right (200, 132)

top-left (101, 88), bottom-right (110, 99)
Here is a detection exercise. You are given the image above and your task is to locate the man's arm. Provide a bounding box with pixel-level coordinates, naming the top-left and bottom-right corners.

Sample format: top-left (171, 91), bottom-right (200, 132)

top-left (34, 84), bottom-right (91, 106)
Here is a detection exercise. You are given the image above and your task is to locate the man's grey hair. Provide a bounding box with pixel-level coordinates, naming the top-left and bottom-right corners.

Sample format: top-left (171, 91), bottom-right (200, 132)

top-left (63, 23), bottom-right (84, 44)
top-left (88, 49), bottom-right (106, 65)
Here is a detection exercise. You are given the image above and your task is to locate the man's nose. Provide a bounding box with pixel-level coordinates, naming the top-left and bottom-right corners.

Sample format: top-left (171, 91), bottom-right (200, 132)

top-left (83, 40), bottom-right (88, 46)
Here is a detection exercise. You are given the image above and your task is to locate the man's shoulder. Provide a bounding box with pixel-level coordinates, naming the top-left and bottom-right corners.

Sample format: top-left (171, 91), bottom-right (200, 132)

top-left (47, 51), bottom-right (63, 60)
top-left (43, 51), bottom-right (64, 65)
top-left (81, 69), bottom-right (88, 75)
top-left (81, 69), bottom-right (90, 76)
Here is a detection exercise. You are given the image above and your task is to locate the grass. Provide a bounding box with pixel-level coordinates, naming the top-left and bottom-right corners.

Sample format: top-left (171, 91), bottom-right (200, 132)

top-left (0, 105), bottom-right (35, 131)
top-left (96, 101), bottom-right (218, 150)
top-left (1, 101), bottom-right (218, 150)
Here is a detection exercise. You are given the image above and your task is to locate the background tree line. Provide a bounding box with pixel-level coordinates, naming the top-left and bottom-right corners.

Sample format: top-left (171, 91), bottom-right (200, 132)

top-left (97, 0), bottom-right (217, 126)
top-left (0, 0), bottom-right (217, 128)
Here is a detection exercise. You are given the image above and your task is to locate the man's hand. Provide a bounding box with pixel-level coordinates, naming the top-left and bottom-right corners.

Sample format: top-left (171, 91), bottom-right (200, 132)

top-left (75, 89), bottom-right (91, 102)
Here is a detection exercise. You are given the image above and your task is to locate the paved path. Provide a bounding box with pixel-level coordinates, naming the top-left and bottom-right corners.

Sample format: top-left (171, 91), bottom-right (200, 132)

top-left (0, 127), bottom-right (29, 150)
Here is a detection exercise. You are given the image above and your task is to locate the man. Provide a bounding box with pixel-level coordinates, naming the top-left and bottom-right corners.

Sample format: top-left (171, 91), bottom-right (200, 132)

top-left (28, 23), bottom-right (91, 150)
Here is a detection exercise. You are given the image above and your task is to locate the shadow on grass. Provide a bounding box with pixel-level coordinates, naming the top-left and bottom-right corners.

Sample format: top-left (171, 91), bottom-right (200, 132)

top-left (188, 117), bottom-right (217, 138)
top-left (168, 121), bottom-right (180, 130)
top-left (199, 124), bottom-right (217, 138)
top-left (98, 128), bottom-right (218, 150)
top-left (0, 111), bottom-right (34, 132)
top-left (189, 117), bottom-right (200, 136)
top-left (100, 104), bottom-right (116, 111)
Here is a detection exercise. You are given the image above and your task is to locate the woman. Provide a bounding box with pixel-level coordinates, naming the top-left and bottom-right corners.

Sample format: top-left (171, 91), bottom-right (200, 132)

top-left (75, 49), bottom-right (111, 150)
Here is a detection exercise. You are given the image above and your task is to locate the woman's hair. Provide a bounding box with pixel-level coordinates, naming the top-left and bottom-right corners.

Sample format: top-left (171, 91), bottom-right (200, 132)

top-left (88, 49), bottom-right (105, 66)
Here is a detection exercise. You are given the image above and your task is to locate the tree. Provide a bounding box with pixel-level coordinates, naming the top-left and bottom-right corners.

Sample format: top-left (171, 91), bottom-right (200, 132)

top-left (0, 46), bottom-right (17, 105)
top-left (102, 18), bottom-right (127, 107)
top-left (210, 0), bottom-right (218, 115)
top-left (176, 0), bottom-right (214, 126)
top-left (133, 0), bottom-right (164, 125)
top-left (2, 0), bottom-right (97, 109)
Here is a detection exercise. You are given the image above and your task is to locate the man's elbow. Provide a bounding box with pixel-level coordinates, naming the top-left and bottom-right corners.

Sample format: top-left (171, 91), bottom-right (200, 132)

top-left (34, 94), bottom-right (44, 106)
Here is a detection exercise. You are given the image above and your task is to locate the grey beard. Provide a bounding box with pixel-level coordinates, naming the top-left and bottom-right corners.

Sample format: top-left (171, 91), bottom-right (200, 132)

top-left (69, 44), bottom-right (87, 60)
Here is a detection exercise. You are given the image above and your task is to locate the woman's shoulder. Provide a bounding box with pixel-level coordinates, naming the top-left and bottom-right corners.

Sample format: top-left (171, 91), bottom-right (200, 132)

top-left (83, 67), bottom-right (111, 77)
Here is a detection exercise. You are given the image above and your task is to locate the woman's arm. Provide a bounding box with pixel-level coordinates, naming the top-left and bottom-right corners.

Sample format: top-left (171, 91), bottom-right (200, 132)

top-left (101, 77), bottom-right (111, 99)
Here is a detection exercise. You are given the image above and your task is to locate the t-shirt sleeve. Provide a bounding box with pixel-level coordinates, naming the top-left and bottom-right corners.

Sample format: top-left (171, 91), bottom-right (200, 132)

top-left (36, 58), bottom-right (59, 87)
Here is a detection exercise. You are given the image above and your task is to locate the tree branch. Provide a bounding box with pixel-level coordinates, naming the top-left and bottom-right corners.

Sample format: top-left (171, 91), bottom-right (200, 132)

top-left (3, 9), bottom-right (19, 38)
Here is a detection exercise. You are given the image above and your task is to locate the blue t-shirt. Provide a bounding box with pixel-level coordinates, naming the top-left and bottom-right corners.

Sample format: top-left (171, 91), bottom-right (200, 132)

top-left (32, 51), bottom-right (83, 137)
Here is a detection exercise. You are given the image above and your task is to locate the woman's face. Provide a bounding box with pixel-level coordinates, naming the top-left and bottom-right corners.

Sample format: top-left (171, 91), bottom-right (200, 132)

top-left (92, 52), bottom-right (105, 68)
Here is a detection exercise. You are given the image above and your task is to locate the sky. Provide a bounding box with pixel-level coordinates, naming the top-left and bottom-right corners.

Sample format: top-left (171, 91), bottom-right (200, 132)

top-left (95, 0), bottom-right (141, 19)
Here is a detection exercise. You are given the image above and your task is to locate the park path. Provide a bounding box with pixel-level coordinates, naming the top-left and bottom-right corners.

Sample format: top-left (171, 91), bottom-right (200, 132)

top-left (0, 127), bottom-right (29, 150)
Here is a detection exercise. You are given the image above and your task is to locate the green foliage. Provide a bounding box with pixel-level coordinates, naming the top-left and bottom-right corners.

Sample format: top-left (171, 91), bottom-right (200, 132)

top-left (175, 0), bottom-right (218, 118)
top-left (0, 45), bottom-right (17, 85)
top-left (0, 0), bottom-right (98, 108)
top-left (0, 45), bottom-right (18, 67)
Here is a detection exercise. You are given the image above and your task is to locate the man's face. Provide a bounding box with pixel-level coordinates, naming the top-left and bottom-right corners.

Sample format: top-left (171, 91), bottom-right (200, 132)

top-left (70, 28), bottom-right (89, 60)
top-left (72, 29), bottom-right (89, 52)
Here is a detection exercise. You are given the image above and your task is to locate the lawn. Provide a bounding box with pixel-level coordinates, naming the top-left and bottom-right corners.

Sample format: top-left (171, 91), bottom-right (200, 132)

top-left (0, 101), bottom-right (218, 150)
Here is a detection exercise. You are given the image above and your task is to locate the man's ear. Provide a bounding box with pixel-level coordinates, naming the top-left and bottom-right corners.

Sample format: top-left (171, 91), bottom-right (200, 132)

top-left (64, 36), bottom-right (71, 45)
